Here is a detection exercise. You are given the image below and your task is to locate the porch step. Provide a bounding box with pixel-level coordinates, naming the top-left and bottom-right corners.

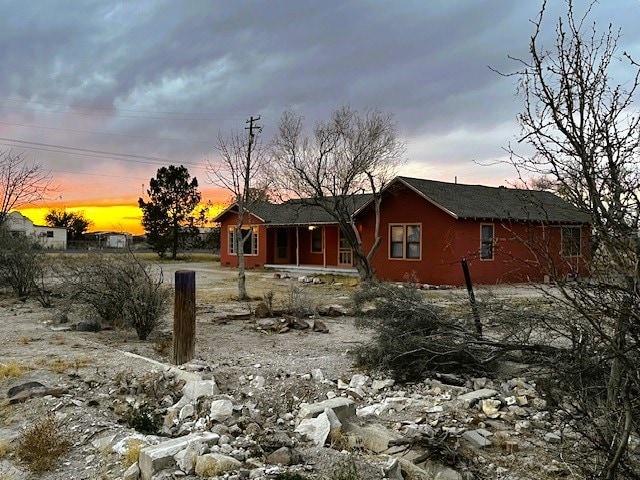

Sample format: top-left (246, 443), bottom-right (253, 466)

top-left (264, 264), bottom-right (359, 277)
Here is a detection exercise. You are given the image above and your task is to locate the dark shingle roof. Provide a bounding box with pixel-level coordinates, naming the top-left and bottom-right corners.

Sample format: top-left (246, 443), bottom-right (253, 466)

top-left (397, 177), bottom-right (591, 224)
top-left (214, 195), bottom-right (372, 225)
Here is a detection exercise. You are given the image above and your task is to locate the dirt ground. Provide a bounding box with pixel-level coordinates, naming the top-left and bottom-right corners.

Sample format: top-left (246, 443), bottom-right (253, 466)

top-left (0, 258), bottom-right (561, 479)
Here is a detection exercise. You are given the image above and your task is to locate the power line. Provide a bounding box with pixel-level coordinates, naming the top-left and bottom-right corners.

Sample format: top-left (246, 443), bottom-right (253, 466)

top-left (0, 141), bottom-right (207, 171)
top-left (0, 97), bottom-right (249, 119)
top-left (51, 169), bottom-right (148, 181)
top-left (0, 120), bottom-right (216, 145)
top-left (0, 137), bottom-right (206, 167)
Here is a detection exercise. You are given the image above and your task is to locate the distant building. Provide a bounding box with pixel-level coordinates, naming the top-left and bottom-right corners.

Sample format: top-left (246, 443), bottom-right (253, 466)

top-left (5, 211), bottom-right (67, 249)
top-left (89, 231), bottom-right (132, 249)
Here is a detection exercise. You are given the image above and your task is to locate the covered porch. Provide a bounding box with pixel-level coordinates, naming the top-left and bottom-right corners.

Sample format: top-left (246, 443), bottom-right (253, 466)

top-left (265, 224), bottom-right (354, 270)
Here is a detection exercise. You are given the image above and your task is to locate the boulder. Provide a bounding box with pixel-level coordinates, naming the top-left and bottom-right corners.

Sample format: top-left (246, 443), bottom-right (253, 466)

top-left (210, 399), bottom-right (234, 423)
top-left (295, 412), bottom-right (331, 447)
top-left (297, 397), bottom-right (355, 426)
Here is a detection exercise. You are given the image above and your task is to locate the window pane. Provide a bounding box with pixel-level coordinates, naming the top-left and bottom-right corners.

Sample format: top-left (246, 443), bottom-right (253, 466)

top-left (407, 242), bottom-right (420, 259)
top-left (406, 225), bottom-right (420, 243)
top-left (481, 225), bottom-right (494, 260)
top-left (229, 226), bottom-right (236, 254)
top-left (562, 226), bottom-right (580, 256)
top-left (390, 242), bottom-right (403, 258)
top-left (311, 228), bottom-right (322, 253)
top-left (481, 225), bottom-right (493, 241)
top-left (391, 226), bottom-right (404, 242)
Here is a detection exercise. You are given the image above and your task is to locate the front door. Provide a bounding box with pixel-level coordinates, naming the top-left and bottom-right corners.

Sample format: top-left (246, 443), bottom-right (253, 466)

top-left (274, 228), bottom-right (289, 263)
top-left (338, 230), bottom-right (353, 266)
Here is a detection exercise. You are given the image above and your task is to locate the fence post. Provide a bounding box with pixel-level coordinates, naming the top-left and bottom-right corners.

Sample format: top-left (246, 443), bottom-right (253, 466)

top-left (172, 270), bottom-right (196, 365)
top-left (461, 258), bottom-right (482, 338)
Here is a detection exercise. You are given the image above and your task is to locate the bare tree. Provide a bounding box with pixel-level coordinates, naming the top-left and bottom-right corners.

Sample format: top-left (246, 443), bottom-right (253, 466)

top-left (505, 1), bottom-right (640, 477)
top-left (207, 117), bottom-right (267, 300)
top-left (270, 106), bottom-right (405, 282)
top-left (0, 150), bottom-right (53, 224)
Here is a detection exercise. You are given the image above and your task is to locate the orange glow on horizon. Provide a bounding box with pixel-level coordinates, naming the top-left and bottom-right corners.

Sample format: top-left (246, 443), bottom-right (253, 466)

top-left (18, 202), bottom-right (225, 236)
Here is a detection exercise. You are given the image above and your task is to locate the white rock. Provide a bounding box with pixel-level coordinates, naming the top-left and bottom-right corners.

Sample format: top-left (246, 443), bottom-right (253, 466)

top-left (138, 432), bottom-right (219, 480)
top-left (324, 407), bottom-right (342, 430)
top-left (210, 399), bottom-right (234, 422)
top-left (174, 440), bottom-right (206, 474)
top-left (179, 404), bottom-right (195, 421)
top-left (311, 369), bottom-right (325, 382)
top-left (295, 412), bottom-right (331, 446)
top-left (297, 397), bottom-right (355, 425)
top-left (371, 379), bottom-right (395, 391)
top-left (123, 462), bottom-right (140, 480)
top-left (250, 376), bottom-right (266, 389)
top-left (349, 374), bottom-right (370, 389)
top-left (356, 403), bottom-right (388, 417)
top-left (182, 380), bottom-right (219, 401)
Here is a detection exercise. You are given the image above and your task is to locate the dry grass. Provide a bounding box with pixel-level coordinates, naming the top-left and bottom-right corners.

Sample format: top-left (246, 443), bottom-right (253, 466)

top-left (0, 362), bottom-right (23, 378)
top-left (16, 413), bottom-right (71, 473)
top-left (121, 438), bottom-right (146, 468)
top-left (0, 440), bottom-right (10, 458)
top-left (19, 336), bottom-right (32, 345)
top-left (35, 355), bottom-right (91, 373)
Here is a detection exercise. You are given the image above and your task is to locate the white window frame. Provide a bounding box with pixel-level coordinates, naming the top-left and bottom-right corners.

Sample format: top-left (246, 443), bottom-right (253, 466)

top-left (480, 223), bottom-right (494, 261)
top-left (228, 226), bottom-right (259, 256)
top-left (388, 223), bottom-right (422, 260)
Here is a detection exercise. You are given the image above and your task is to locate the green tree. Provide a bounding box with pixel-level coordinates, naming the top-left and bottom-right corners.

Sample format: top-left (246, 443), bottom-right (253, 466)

top-left (44, 208), bottom-right (92, 242)
top-left (138, 165), bottom-right (202, 259)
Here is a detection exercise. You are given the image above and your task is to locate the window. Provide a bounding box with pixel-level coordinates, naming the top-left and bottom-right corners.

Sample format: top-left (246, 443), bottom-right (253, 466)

top-left (310, 227), bottom-right (323, 253)
top-left (46, 231), bottom-right (54, 238)
top-left (480, 224), bottom-right (494, 260)
top-left (389, 224), bottom-right (421, 260)
top-left (228, 226), bottom-right (258, 255)
top-left (561, 226), bottom-right (581, 257)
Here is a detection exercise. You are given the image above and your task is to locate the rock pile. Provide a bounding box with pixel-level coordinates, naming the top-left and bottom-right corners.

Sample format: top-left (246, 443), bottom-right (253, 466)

top-left (89, 364), bottom-right (567, 479)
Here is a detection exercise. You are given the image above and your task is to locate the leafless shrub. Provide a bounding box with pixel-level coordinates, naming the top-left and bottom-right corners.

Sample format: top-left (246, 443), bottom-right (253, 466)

top-left (284, 283), bottom-right (312, 317)
top-left (58, 252), bottom-right (171, 340)
top-left (0, 227), bottom-right (46, 300)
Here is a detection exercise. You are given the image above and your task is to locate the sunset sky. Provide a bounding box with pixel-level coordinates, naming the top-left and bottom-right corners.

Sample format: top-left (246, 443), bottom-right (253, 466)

top-left (3, 1), bottom-right (640, 234)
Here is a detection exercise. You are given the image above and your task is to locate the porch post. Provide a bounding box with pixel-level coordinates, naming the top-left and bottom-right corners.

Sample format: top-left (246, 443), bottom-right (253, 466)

top-left (296, 226), bottom-right (300, 266)
top-left (322, 226), bottom-right (326, 268)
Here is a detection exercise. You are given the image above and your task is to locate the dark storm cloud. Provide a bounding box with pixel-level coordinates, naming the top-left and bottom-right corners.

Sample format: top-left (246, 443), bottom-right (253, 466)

top-left (0, 0), bottom-right (639, 198)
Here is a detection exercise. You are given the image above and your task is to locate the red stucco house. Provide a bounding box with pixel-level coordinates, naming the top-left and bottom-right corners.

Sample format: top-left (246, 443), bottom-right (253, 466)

top-left (214, 176), bottom-right (591, 285)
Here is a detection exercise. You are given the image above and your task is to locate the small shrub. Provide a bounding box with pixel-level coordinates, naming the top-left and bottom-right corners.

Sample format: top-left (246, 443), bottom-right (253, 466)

top-left (275, 472), bottom-right (311, 480)
top-left (330, 454), bottom-right (361, 480)
top-left (16, 413), bottom-right (71, 473)
top-left (122, 405), bottom-right (161, 434)
top-left (263, 290), bottom-right (275, 316)
top-left (0, 362), bottom-right (23, 378)
top-left (284, 284), bottom-right (311, 317)
top-left (122, 438), bottom-right (146, 468)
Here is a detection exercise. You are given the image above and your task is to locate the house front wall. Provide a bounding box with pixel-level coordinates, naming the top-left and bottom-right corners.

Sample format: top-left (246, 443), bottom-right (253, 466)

top-left (218, 212), bottom-right (268, 269)
top-left (359, 187), bottom-right (590, 285)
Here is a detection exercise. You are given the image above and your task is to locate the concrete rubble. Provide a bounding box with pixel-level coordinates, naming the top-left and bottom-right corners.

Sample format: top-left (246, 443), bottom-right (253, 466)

top-left (2, 357), bottom-right (572, 479)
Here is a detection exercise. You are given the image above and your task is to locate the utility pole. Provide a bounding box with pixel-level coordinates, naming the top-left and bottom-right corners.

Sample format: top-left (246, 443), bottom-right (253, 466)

top-left (245, 115), bottom-right (261, 167)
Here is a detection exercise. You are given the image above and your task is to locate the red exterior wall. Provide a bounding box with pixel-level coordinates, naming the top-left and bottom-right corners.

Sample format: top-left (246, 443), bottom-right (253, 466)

top-left (358, 187), bottom-right (591, 285)
top-left (218, 212), bottom-right (268, 269)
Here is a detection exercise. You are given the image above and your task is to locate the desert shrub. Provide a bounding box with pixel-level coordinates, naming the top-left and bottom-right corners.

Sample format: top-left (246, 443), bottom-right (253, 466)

top-left (329, 454), bottom-right (361, 480)
top-left (16, 413), bottom-right (71, 473)
top-left (352, 283), bottom-right (487, 381)
top-left (0, 227), bottom-right (46, 300)
top-left (0, 361), bottom-right (23, 378)
top-left (121, 404), bottom-right (162, 434)
top-left (59, 252), bottom-right (171, 339)
top-left (284, 283), bottom-right (312, 317)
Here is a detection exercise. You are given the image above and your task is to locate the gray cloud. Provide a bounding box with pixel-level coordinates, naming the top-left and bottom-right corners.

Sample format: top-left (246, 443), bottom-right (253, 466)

top-left (0, 0), bottom-right (639, 203)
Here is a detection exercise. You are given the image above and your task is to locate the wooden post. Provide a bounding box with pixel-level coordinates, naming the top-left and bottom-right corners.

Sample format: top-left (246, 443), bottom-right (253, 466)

top-left (172, 270), bottom-right (196, 365)
top-left (461, 258), bottom-right (482, 338)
